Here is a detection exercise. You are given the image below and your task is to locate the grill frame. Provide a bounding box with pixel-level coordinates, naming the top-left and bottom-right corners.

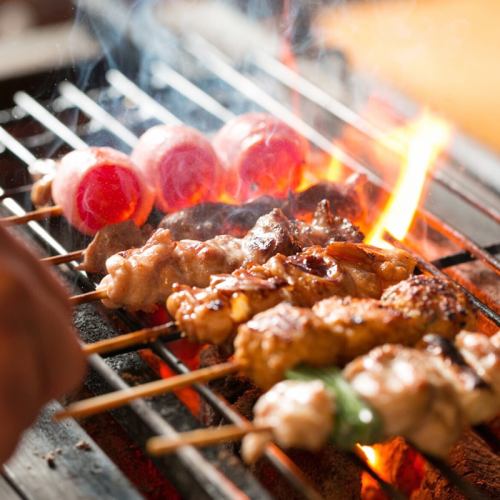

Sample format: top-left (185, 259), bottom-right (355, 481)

top-left (0, 5), bottom-right (499, 499)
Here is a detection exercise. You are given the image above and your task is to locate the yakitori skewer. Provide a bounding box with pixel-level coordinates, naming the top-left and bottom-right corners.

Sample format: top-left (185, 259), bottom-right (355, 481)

top-left (147, 424), bottom-right (270, 456)
top-left (56, 275), bottom-right (474, 420)
top-left (144, 331), bottom-right (500, 460)
top-left (41, 250), bottom-right (85, 266)
top-left (93, 200), bottom-right (364, 311)
top-left (2, 205), bottom-right (63, 225)
top-left (1, 147), bottom-right (154, 235)
top-left (82, 323), bottom-right (179, 356)
top-left (54, 362), bottom-right (237, 421)
top-left (69, 289), bottom-right (106, 306)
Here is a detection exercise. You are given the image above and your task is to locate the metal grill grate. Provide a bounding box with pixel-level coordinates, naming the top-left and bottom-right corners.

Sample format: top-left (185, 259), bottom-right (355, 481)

top-left (0, 25), bottom-right (498, 500)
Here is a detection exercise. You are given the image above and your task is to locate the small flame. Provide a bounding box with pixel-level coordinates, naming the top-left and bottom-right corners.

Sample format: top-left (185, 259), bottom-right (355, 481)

top-left (358, 444), bottom-right (381, 470)
top-left (366, 111), bottom-right (451, 248)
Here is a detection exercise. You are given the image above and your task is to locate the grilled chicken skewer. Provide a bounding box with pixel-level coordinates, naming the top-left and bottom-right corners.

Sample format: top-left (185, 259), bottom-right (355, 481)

top-left (78, 242), bottom-right (414, 354)
top-left (146, 331), bottom-right (499, 459)
top-left (167, 242), bottom-right (416, 345)
top-left (241, 331), bottom-right (500, 462)
top-left (236, 275), bottom-right (475, 388)
top-left (56, 275), bottom-right (474, 420)
top-left (95, 200), bottom-right (363, 311)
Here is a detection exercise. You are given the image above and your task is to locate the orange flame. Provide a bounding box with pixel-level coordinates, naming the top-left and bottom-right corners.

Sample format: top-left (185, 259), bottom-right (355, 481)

top-left (366, 111), bottom-right (451, 248)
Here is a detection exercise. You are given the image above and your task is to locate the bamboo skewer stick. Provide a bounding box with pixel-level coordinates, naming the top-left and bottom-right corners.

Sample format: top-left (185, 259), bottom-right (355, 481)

top-left (41, 249), bottom-right (85, 266)
top-left (2, 205), bottom-right (63, 225)
top-left (54, 361), bottom-right (239, 421)
top-left (147, 424), bottom-right (271, 456)
top-left (82, 323), bottom-right (178, 356)
top-left (69, 289), bottom-right (107, 306)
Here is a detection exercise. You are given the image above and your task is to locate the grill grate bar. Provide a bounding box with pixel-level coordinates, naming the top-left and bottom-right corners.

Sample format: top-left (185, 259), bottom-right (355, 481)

top-left (431, 242), bottom-right (500, 269)
top-left (152, 61), bottom-right (235, 123)
top-left (14, 92), bottom-right (87, 150)
top-left (58, 81), bottom-right (139, 149)
top-left (385, 234), bottom-right (500, 326)
top-left (106, 69), bottom-right (182, 125)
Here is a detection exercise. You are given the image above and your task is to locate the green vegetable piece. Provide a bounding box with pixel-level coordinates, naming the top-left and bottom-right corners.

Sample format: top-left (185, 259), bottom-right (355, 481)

top-left (286, 366), bottom-right (383, 449)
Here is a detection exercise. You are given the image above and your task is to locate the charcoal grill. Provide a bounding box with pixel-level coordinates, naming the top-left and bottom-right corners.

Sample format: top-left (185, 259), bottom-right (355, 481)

top-left (0, 1), bottom-right (499, 498)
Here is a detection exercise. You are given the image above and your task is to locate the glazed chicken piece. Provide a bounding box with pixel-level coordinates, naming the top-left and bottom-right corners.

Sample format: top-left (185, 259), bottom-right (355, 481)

top-left (97, 201), bottom-right (362, 311)
top-left (235, 302), bottom-right (347, 389)
top-left (243, 331), bottom-right (499, 462)
top-left (380, 275), bottom-right (475, 338)
top-left (234, 276), bottom-right (474, 388)
top-left (167, 243), bottom-right (415, 345)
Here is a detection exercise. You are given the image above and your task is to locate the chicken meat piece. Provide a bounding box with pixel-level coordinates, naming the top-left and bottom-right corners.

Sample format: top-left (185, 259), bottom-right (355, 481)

top-left (31, 173), bottom-right (54, 208)
top-left (98, 201), bottom-right (361, 310)
top-left (422, 333), bottom-right (500, 424)
top-left (79, 221), bottom-right (152, 274)
top-left (381, 275), bottom-right (475, 337)
top-left (241, 380), bottom-right (335, 463)
top-left (344, 344), bottom-right (465, 457)
top-left (234, 276), bottom-right (474, 388)
top-left (159, 175), bottom-right (365, 240)
top-left (235, 303), bottom-right (346, 389)
top-left (167, 243), bottom-right (415, 345)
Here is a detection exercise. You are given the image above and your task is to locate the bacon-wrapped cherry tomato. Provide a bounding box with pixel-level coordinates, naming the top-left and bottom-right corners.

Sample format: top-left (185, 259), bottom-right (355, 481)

top-left (131, 125), bottom-right (221, 213)
top-left (213, 113), bottom-right (308, 201)
top-left (52, 147), bottom-right (154, 235)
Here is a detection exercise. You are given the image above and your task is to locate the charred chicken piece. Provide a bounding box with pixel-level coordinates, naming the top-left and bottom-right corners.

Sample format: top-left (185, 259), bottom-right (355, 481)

top-left (98, 201), bottom-right (362, 311)
top-left (235, 276), bottom-right (474, 388)
top-left (79, 221), bottom-right (152, 274)
top-left (380, 275), bottom-right (475, 338)
top-left (159, 174), bottom-right (365, 240)
top-left (243, 331), bottom-right (499, 462)
top-left (167, 243), bottom-right (415, 345)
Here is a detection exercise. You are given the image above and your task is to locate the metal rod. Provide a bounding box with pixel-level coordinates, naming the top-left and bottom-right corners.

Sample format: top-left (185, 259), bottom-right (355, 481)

top-left (152, 61), bottom-right (235, 123)
top-left (0, 126), bottom-right (37, 164)
top-left (106, 69), bottom-right (182, 125)
top-left (385, 234), bottom-right (500, 325)
top-left (14, 92), bottom-right (88, 150)
top-left (431, 242), bottom-right (500, 269)
top-left (58, 81), bottom-right (139, 149)
top-left (349, 453), bottom-right (406, 500)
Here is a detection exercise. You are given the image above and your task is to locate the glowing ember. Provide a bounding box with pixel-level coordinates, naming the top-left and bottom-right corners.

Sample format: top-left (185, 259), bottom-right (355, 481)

top-left (366, 111), bottom-right (451, 248)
